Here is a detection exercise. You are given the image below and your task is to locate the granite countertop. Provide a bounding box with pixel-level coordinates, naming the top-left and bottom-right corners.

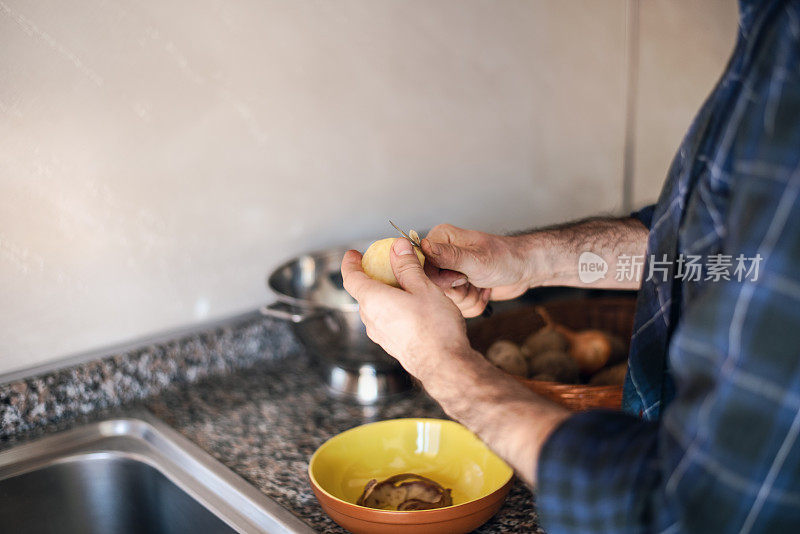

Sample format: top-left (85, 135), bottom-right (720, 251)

top-left (146, 351), bottom-right (544, 533)
top-left (0, 310), bottom-right (547, 532)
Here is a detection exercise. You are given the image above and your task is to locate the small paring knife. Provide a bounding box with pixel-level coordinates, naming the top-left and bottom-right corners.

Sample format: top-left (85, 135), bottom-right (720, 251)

top-left (388, 220), bottom-right (422, 249)
top-left (387, 220), bottom-right (493, 318)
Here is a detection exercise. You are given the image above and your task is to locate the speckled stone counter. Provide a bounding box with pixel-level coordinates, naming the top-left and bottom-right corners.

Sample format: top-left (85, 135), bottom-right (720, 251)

top-left (0, 313), bottom-right (298, 440)
top-left (0, 308), bottom-right (545, 532)
top-left (146, 351), bottom-right (544, 533)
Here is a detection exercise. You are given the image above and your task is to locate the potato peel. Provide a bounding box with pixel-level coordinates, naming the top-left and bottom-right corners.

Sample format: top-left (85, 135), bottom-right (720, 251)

top-left (356, 473), bottom-right (453, 511)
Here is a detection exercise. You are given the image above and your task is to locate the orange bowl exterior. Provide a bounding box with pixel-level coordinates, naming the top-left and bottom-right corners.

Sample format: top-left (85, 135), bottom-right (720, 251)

top-left (308, 418), bottom-right (514, 533)
top-left (310, 477), bottom-right (513, 534)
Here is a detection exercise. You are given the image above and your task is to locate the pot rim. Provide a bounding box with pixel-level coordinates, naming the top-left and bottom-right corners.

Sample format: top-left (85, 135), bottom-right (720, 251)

top-left (266, 242), bottom-right (373, 313)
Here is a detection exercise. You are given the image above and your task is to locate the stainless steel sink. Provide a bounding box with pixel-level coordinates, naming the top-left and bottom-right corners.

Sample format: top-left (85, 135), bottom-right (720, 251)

top-left (0, 411), bottom-right (314, 534)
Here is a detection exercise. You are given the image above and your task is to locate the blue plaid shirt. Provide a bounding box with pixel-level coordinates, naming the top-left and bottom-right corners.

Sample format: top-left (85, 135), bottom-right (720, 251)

top-left (537, 1), bottom-right (800, 532)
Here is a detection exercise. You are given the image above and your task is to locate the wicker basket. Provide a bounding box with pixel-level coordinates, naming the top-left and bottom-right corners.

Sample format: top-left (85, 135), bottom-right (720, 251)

top-left (467, 296), bottom-right (637, 411)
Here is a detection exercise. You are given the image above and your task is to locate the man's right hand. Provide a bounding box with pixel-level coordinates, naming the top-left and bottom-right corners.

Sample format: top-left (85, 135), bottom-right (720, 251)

top-left (421, 224), bottom-right (532, 317)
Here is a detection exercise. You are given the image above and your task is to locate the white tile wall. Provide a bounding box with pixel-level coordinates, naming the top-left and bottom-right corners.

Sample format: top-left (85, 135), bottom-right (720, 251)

top-left (0, 0), bottom-right (628, 375)
top-left (632, 0), bottom-right (739, 206)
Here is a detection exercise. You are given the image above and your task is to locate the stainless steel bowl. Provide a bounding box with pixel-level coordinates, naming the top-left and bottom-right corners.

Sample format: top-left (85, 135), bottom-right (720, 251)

top-left (262, 242), bottom-right (412, 404)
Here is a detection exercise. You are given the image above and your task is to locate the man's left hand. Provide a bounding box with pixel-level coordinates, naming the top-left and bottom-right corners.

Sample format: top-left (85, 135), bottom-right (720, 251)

top-left (341, 237), bottom-right (472, 379)
top-left (342, 236), bottom-right (569, 488)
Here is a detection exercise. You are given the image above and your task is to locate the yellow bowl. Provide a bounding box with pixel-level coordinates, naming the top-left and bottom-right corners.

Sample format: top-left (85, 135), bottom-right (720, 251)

top-left (308, 418), bottom-right (514, 534)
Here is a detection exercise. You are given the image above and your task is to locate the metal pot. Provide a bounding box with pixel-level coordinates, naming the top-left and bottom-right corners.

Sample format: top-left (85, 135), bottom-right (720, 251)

top-left (262, 242), bottom-right (412, 404)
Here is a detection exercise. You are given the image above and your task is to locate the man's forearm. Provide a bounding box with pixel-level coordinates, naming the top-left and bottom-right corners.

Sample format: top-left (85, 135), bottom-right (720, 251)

top-left (513, 217), bottom-right (649, 290)
top-left (417, 346), bottom-right (570, 487)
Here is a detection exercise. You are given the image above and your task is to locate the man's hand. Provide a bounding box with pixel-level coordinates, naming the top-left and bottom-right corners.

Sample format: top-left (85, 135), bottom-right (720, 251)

top-left (341, 217), bottom-right (647, 486)
top-left (341, 237), bottom-right (471, 378)
top-left (341, 236), bottom-right (570, 487)
top-left (422, 218), bottom-right (651, 305)
top-left (421, 224), bottom-right (533, 317)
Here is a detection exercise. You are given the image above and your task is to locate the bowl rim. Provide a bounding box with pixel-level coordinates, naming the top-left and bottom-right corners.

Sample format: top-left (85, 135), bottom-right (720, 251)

top-left (307, 418), bottom-right (514, 516)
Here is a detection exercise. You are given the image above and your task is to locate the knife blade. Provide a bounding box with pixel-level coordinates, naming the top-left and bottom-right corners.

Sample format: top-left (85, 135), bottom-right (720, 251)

top-left (388, 220), bottom-right (422, 249)
top-left (387, 220), bottom-right (493, 318)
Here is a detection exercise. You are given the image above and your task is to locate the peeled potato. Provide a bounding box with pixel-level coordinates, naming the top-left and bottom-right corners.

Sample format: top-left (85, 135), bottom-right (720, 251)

top-left (362, 237), bottom-right (425, 287)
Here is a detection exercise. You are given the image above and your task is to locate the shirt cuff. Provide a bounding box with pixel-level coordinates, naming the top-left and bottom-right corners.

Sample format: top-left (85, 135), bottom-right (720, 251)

top-left (630, 204), bottom-right (656, 230)
top-left (536, 410), bottom-right (661, 533)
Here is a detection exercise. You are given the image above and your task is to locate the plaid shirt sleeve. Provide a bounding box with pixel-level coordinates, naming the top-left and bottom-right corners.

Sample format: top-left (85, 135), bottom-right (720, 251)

top-left (536, 411), bottom-right (662, 532)
top-left (537, 2), bottom-right (800, 532)
top-left (537, 164), bottom-right (800, 532)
